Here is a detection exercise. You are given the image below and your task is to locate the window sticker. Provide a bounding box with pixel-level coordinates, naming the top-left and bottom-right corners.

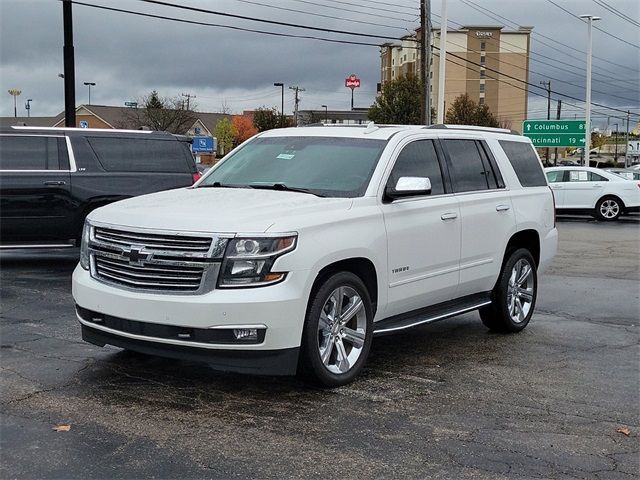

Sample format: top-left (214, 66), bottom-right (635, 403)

top-left (570, 171), bottom-right (588, 181)
top-left (276, 153), bottom-right (295, 160)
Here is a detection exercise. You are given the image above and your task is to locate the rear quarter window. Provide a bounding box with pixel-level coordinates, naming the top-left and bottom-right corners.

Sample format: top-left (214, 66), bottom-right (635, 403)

top-left (499, 140), bottom-right (547, 187)
top-left (87, 137), bottom-right (191, 173)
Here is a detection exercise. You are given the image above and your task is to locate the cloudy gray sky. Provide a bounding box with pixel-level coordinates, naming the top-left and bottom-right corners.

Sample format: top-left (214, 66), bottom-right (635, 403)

top-left (1, 0), bottom-right (638, 128)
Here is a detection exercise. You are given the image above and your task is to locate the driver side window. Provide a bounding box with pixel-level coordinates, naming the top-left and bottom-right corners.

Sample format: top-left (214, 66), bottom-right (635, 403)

top-left (387, 140), bottom-right (445, 196)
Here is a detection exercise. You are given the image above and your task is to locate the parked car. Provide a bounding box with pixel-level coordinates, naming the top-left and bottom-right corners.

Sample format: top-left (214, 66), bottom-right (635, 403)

top-left (0, 127), bottom-right (201, 248)
top-left (73, 124), bottom-right (558, 387)
top-left (545, 166), bottom-right (640, 220)
top-left (605, 168), bottom-right (640, 181)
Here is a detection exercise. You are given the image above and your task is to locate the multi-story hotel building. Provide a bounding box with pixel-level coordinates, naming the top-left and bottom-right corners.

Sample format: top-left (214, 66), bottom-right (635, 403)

top-left (380, 25), bottom-right (532, 132)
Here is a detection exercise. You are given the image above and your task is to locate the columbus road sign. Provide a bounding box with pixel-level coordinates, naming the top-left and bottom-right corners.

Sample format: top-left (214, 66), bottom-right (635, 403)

top-left (523, 119), bottom-right (587, 148)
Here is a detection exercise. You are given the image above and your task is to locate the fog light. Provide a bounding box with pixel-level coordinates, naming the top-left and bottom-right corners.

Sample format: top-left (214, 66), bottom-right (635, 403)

top-left (233, 328), bottom-right (258, 341)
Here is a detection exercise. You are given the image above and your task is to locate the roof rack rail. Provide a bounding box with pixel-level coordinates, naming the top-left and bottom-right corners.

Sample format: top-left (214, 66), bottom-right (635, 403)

top-left (425, 124), bottom-right (519, 135)
top-left (8, 126), bottom-right (157, 134)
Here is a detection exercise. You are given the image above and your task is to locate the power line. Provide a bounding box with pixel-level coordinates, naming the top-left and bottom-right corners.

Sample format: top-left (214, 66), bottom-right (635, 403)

top-left (455, 0), bottom-right (639, 81)
top-left (545, 0), bottom-right (640, 50)
top-left (592, 0), bottom-right (640, 28)
top-left (66, 1), bottom-right (386, 48)
top-left (67, 0), bottom-right (639, 120)
top-left (287, 0), bottom-right (417, 23)
top-left (135, 0), bottom-right (400, 41)
top-left (232, 0), bottom-right (412, 31)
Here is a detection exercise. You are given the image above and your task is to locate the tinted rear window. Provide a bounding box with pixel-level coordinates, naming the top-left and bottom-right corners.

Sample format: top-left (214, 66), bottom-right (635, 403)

top-left (0, 136), bottom-right (59, 170)
top-left (87, 137), bottom-right (190, 173)
top-left (442, 139), bottom-right (490, 192)
top-left (499, 140), bottom-right (547, 187)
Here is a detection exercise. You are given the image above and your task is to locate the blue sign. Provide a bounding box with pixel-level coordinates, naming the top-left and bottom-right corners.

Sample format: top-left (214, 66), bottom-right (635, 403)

top-left (79, 120), bottom-right (89, 128)
top-left (192, 136), bottom-right (215, 154)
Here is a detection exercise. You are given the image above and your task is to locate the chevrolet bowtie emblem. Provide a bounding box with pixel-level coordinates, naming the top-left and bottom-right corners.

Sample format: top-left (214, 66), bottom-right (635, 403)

top-left (123, 245), bottom-right (153, 266)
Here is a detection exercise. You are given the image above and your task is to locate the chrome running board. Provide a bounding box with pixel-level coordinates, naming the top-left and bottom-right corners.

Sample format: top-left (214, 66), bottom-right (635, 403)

top-left (373, 292), bottom-right (492, 335)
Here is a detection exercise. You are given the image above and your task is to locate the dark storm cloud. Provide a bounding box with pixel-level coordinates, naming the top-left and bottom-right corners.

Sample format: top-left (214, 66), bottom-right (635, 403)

top-left (0, 0), bottom-right (638, 126)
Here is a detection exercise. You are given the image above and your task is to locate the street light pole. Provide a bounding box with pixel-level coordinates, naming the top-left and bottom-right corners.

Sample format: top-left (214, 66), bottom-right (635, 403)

top-left (321, 104), bottom-right (328, 123)
top-left (83, 82), bottom-right (95, 105)
top-left (274, 83), bottom-right (284, 127)
top-left (579, 14), bottom-right (600, 167)
top-left (8, 89), bottom-right (21, 118)
top-left (25, 98), bottom-right (33, 117)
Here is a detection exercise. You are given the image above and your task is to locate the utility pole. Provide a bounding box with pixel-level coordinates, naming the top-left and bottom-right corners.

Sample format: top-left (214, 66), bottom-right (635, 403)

top-left (62, 0), bottom-right (76, 127)
top-left (420, 0), bottom-right (432, 125)
top-left (624, 110), bottom-right (630, 168)
top-left (274, 83), bottom-right (284, 126)
top-left (614, 123), bottom-right (619, 162)
top-left (540, 80), bottom-right (551, 163)
top-left (436, 0), bottom-right (447, 124)
top-left (554, 99), bottom-right (562, 165)
top-left (579, 14), bottom-right (601, 167)
top-left (289, 85), bottom-right (305, 126)
top-left (181, 93), bottom-right (195, 110)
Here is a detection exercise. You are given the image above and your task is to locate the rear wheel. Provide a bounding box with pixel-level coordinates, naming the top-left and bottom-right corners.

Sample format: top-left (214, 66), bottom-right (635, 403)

top-left (595, 196), bottom-right (622, 221)
top-left (480, 248), bottom-right (537, 333)
top-left (298, 272), bottom-right (373, 387)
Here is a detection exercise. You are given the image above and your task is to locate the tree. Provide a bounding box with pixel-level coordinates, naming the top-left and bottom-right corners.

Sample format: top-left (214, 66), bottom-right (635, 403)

top-left (368, 75), bottom-right (422, 125)
top-left (232, 114), bottom-right (258, 144)
top-left (214, 118), bottom-right (237, 156)
top-left (253, 106), bottom-right (289, 131)
top-left (119, 91), bottom-right (197, 134)
top-left (591, 132), bottom-right (607, 152)
top-left (445, 93), bottom-right (499, 128)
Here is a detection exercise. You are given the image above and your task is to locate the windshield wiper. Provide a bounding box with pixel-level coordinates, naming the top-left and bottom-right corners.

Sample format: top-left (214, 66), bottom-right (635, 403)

top-left (248, 183), bottom-right (327, 197)
top-left (198, 181), bottom-right (245, 189)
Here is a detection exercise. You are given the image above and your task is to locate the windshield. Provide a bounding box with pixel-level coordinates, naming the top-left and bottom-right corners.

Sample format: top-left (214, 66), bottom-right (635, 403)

top-left (199, 136), bottom-right (387, 198)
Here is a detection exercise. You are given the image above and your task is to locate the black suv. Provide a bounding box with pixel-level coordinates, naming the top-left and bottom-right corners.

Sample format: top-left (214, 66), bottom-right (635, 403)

top-left (0, 127), bottom-right (200, 248)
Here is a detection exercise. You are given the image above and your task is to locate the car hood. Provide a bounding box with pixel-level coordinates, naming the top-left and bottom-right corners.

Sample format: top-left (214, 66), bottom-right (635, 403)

top-left (89, 187), bottom-right (354, 234)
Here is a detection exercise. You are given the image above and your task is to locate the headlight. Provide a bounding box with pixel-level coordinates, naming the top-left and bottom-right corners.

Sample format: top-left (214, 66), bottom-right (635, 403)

top-left (79, 221), bottom-right (91, 270)
top-left (218, 235), bottom-right (296, 287)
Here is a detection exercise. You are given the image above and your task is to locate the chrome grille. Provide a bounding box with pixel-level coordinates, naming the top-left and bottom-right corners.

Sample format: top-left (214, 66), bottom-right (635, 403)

top-left (94, 227), bottom-right (212, 253)
top-left (89, 225), bottom-right (225, 294)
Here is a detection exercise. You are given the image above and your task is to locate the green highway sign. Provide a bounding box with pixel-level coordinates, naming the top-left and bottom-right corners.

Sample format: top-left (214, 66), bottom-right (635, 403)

top-left (523, 119), bottom-right (587, 148)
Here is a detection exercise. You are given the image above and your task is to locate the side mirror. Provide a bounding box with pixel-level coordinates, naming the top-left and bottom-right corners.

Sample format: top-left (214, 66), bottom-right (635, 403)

top-left (386, 176), bottom-right (432, 200)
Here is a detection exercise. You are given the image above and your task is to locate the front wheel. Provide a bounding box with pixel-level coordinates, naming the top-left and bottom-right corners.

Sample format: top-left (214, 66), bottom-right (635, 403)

top-left (298, 272), bottom-right (373, 387)
top-left (480, 248), bottom-right (537, 333)
top-left (595, 196), bottom-right (622, 221)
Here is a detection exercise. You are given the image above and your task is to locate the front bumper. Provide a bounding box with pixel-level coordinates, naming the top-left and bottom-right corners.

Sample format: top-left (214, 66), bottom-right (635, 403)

top-left (81, 323), bottom-right (299, 375)
top-left (72, 265), bottom-right (311, 374)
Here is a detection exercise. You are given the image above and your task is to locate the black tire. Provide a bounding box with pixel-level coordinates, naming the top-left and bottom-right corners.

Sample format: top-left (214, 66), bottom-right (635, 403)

top-left (480, 248), bottom-right (537, 333)
top-left (595, 196), bottom-right (623, 221)
top-left (298, 271), bottom-right (373, 388)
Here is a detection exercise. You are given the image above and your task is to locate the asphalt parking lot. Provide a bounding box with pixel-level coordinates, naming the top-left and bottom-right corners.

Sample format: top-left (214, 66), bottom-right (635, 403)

top-left (1, 216), bottom-right (639, 479)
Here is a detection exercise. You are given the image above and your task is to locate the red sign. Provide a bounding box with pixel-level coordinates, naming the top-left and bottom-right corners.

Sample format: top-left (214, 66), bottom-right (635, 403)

top-left (345, 74), bottom-right (361, 89)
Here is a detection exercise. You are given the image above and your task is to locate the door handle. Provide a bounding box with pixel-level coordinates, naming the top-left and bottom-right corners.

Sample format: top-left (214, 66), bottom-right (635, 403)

top-left (441, 212), bottom-right (458, 221)
top-left (592, 184), bottom-right (602, 188)
top-left (496, 204), bottom-right (511, 212)
top-left (550, 185), bottom-right (562, 189)
top-left (43, 181), bottom-right (66, 186)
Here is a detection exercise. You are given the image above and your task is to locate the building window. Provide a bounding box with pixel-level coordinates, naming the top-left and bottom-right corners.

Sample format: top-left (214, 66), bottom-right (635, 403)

top-left (403, 54), bottom-right (407, 61)
top-left (479, 97), bottom-right (485, 105)
top-left (480, 41), bottom-right (486, 51)
top-left (392, 59), bottom-right (395, 66)
top-left (480, 83), bottom-right (485, 93)
top-left (480, 69), bottom-right (486, 78)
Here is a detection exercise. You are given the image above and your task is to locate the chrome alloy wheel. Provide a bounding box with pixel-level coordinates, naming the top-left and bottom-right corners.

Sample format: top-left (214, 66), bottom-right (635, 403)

top-left (599, 199), bottom-right (620, 219)
top-left (317, 286), bottom-right (367, 374)
top-left (507, 259), bottom-right (534, 323)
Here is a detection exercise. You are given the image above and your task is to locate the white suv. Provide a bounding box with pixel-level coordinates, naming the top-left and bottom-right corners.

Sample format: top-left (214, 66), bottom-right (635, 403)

top-left (72, 124), bottom-right (558, 387)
